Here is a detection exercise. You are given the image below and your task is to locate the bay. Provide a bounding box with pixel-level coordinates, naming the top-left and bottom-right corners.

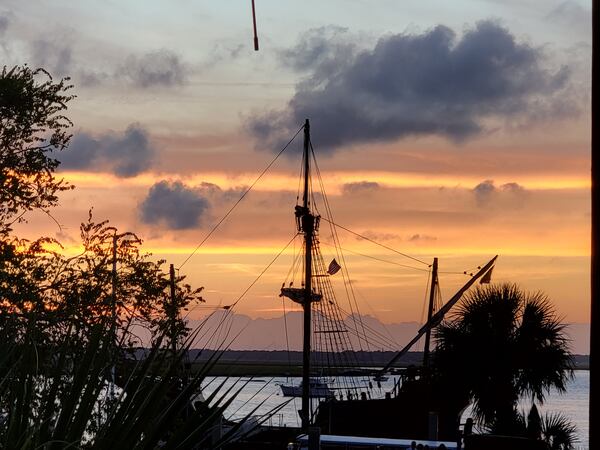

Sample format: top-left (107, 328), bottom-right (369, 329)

top-left (202, 370), bottom-right (589, 449)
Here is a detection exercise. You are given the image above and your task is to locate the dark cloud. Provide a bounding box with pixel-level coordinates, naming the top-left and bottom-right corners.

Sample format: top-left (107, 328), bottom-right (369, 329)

top-left (473, 180), bottom-right (526, 206)
top-left (138, 181), bottom-right (245, 230)
top-left (139, 181), bottom-right (209, 230)
top-left (342, 181), bottom-right (380, 195)
top-left (118, 50), bottom-right (188, 88)
top-left (59, 124), bottom-right (156, 177)
top-left (248, 20), bottom-right (574, 152)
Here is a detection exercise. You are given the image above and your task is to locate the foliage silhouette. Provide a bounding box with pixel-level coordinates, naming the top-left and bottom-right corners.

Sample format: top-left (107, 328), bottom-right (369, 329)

top-left (432, 283), bottom-right (573, 436)
top-left (0, 315), bottom-right (275, 449)
top-left (1, 65), bottom-right (275, 448)
top-left (0, 212), bottom-right (203, 353)
top-left (0, 65), bottom-right (74, 236)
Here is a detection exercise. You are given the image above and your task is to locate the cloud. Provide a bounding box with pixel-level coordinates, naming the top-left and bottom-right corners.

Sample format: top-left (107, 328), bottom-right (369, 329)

top-left (55, 230), bottom-right (76, 245)
top-left (76, 70), bottom-right (111, 87)
top-left (23, 34), bottom-right (188, 88)
top-left (248, 20), bottom-right (575, 152)
top-left (200, 42), bottom-right (247, 70)
top-left (277, 26), bottom-right (358, 82)
top-left (139, 181), bottom-right (210, 230)
top-left (473, 179), bottom-right (496, 204)
top-left (138, 180), bottom-right (245, 230)
top-left (190, 181), bottom-right (246, 203)
top-left (341, 181), bottom-right (380, 195)
top-left (473, 179), bottom-right (527, 206)
top-left (59, 124), bottom-right (156, 177)
top-left (408, 234), bottom-right (437, 243)
top-left (356, 230), bottom-right (399, 242)
top-left (29, 39), bottom-right (72, 76)
top-left (118, 49), bottom-right (188, 88)
top-left (547, 1), bottom-right (591, 35)
top-left (500, 182), bottom-right (526, 194)
top-left (0, 14), bottom-right (9, 36)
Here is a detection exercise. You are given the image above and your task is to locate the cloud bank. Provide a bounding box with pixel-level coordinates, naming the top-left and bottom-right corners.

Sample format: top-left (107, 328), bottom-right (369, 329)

top-left (59, 124), bottom-right (156, 177)
top-left (248, 21), bottom-right (575, 152)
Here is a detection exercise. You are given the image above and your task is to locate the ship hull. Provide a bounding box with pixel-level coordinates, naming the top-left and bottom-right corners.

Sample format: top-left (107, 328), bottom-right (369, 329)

top-left (314, 378), bottom-right (468, 442)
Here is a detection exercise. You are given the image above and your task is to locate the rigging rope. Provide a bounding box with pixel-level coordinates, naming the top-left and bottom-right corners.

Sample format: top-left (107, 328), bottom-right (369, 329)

top-left (319, 217), bottom-right (431, 267)
top-left (416, 268), bottom-right (432, 352)
top-left (281, 296), bottom-right (292, 379)
top-left (307, 143), bottom-right (378, 395)
top-left (178, 124), bottom-right (305, 270)
top-left (225, 232), bottom-right (299, 310)
top-left (311, 151), bottom-right (369, 355)
top-left (320, 240), bottom-right (431, 273)
top-left (191, 232), bottom-right (299, 352)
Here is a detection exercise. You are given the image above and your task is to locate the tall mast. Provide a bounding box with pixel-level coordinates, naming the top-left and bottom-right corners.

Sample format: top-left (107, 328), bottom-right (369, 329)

top-left (422, 257), bottom-right (438, 367)
top-left (279, 119), bottom-right (318, 430)
top-left (299, 118), bottom-right (314, 431)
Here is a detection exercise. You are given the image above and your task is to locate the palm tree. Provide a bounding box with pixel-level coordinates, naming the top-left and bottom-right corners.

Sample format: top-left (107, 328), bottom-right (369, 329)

top-left (432, 283), bottom-right (573, 435)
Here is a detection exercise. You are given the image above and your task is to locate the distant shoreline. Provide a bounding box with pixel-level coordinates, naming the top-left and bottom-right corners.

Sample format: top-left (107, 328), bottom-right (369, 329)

top-left (183, 350), bottom-right (589, 376)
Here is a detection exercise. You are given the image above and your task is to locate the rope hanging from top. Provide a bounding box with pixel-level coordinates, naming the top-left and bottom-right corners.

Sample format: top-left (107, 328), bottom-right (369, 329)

top-left (178, 124), bottom-right (305, 269)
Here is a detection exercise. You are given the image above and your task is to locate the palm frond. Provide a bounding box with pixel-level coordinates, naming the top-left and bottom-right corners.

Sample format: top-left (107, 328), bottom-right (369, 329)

top-left (541, 412), bottom-right (578, 450)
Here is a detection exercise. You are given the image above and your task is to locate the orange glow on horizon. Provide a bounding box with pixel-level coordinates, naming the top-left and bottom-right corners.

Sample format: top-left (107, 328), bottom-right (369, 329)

top-left (59, 170), bottom-right (591, 192)
top-left (53, 242), bottom-right (589, 259)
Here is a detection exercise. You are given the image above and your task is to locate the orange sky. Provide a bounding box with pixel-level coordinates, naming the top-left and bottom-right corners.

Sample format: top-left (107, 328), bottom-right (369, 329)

top-left (4, 0), bottom-right (592, 325)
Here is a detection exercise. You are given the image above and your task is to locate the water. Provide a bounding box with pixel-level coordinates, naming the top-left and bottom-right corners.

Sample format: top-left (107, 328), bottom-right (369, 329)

top-left (531, 370), bottom-right (589, 449)
top-left (201, 370), bottom-right (589, 449)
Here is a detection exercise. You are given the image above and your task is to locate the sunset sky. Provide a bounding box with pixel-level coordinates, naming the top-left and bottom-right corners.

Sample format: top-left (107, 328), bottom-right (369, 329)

top-left (1, 1), bottom-right (592, 325)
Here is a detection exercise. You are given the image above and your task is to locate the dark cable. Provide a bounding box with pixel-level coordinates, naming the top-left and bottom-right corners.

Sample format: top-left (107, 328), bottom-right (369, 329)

top-left (320, 217), bottom-right (431, 266)
top-left (225, 233), bottom-right (298, 310)
top-left (178, 125), bottom-right (304, 269)
top-left (320, 240), bottom-right (431, 273)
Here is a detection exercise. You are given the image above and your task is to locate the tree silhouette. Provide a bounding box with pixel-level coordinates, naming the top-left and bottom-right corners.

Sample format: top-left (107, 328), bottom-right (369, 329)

top-left (432, 283), bottom-right (573, 434)
top-left (0, 66), bottom-right (238, 448)
top-left (0, 66), bottom-right (74, 236)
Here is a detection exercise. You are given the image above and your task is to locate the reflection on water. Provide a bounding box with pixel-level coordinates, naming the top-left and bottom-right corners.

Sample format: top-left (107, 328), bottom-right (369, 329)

top-left (201, 370), bottom-right (589, 448)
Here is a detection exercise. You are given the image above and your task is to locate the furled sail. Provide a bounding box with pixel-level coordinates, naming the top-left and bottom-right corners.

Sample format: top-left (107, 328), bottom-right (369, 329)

top-left (280, 287), bottom-right (322, 305)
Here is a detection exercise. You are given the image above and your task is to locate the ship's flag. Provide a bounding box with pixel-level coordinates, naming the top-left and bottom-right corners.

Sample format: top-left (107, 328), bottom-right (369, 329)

top-left (480, 266), bottom-right (494, 284)
top-left (327, 259), bottom-right (342, 275)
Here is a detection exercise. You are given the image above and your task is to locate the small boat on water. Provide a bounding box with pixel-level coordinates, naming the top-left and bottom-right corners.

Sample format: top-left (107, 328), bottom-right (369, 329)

top-left (279, 378), bottom-right (334, 398)
top-left (372, 374), bottom-right (388, 382)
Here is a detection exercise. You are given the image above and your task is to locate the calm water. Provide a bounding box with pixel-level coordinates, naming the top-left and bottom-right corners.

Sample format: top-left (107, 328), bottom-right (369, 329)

top-left (202, 370), bottom-right (589, 449)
